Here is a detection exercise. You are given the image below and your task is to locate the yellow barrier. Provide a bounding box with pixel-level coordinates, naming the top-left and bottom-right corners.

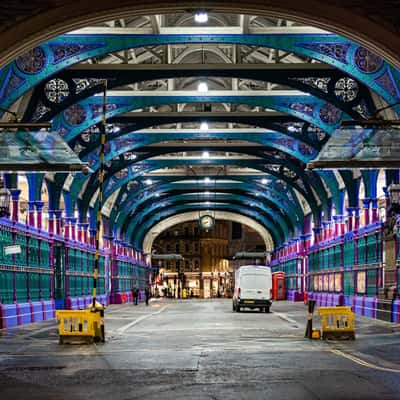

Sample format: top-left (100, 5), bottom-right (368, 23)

top-left (56, 303), bottom-right (105, 344)
top-left (317, 306), bottom-right (355, 340)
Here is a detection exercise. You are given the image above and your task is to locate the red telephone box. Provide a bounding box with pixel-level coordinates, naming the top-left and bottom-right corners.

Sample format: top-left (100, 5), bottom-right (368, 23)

top-left (272, 272), bottom-right (286, 300)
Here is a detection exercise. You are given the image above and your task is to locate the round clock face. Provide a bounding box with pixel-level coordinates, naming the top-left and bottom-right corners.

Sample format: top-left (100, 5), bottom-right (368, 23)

top-left (200, 215), bottom-right (214, 230)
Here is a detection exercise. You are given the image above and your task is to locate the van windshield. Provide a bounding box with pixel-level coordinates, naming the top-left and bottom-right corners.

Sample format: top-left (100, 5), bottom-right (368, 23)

top-left (241, 274), bottom-right (269, 290)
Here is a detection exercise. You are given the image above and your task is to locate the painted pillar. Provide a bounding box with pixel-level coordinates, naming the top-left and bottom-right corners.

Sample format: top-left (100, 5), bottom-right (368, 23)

top-left (313, 227), bottom-right (321, 245)
top-left (371, 198), bottom-right (379, 223)
top-left (35, 201), bottom-right (44, 231)
top-left (81, 223), bottom-right (89, 244)
top-left (28, 201), bottom-right (36, 227)
top-left (89, 229), bottom-right (97, 246)
top-left (333, 215), bottom-right (341, 237)
top-left (54, 210), bottom-right (62, 235)
top-left (354, 207), bottom-right (360, 230)
top-left (47, 210), bottom-right (54, 234)
top-left (362, 199), bottom-right (370, 226)
top-left (10, 189), bottom-right (21, 222)
top-left (70, 218), bottom-right (77, 241)
top-left (346, 208), bottom-right (353, 232)
top-left (64, 217), bottom-right (70, 240)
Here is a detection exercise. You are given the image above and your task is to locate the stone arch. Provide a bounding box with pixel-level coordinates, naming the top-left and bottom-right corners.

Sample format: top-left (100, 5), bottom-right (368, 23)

top-left (142, 210), bottom-right (274, 255)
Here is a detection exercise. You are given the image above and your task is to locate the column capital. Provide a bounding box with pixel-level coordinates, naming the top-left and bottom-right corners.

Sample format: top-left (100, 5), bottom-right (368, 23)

top-left (362, 198), bottom-right (371, 208)
top-left (35, 201), bottom-right (44, 211)
top-left (10, 189), bottom-right (21, 200)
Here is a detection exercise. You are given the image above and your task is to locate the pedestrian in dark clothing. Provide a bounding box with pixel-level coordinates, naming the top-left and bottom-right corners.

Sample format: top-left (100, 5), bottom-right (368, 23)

top-left (145, 287), bottom-right (150, 306)
top-left (134, 288), bottom-right (138, 305)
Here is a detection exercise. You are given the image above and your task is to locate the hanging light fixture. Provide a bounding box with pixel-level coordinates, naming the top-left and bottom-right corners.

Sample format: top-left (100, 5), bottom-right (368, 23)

top-left (197, 82), bottom-right (208, 92)
top-left (200, 122), bottom-right (209, 130)
top-left (194, 11), bottom-right (208, 23)
top-left (0, 177), bottom-right (11, 218)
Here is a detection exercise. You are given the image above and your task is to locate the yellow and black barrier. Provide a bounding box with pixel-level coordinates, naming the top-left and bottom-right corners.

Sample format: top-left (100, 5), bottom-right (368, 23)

top-left (317, 306), bottom-right (355, 340)
top-left (56, 302), bottom-right (105, 344)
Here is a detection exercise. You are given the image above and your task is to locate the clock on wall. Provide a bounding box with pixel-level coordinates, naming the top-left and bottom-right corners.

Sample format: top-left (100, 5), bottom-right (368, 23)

top-left (199, 214), bottom-right (215, 231)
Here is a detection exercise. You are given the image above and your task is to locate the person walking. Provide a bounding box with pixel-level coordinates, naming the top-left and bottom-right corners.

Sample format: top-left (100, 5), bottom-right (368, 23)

top-left (145, 287), bottom-right (150, 306)
top-left (134, 288), bottom-right (138, 305)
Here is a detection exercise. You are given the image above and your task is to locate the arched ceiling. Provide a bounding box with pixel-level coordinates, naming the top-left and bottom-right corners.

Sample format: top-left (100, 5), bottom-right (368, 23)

top-left (142, 211), bottom-right (274, 255)
top-left (1, 7), bottom-right (395, 252)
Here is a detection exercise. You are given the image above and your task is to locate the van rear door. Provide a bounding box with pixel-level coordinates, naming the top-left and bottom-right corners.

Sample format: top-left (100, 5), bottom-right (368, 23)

top-left (240, 273), bottom-right (271, 300)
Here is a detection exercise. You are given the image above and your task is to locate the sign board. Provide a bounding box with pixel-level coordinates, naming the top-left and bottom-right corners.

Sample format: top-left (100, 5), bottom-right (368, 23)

top-left (4, 245), bottom-right (21, 255)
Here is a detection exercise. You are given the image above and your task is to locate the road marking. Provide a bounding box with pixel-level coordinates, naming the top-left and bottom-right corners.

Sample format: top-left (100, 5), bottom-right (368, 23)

top-left (116, 305), bottom-right (168, 333)
top-left (331, 348), bottom-right (400, 373)
top-left (274, 312), bottom-right (299, 326)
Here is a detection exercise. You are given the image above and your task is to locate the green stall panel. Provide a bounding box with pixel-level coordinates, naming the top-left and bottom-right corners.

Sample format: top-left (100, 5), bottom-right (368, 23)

top-left (0, 270), bottom-right (14, 304)
top-left (366, 269), bottom-right (378, 297)
top-left (357, 237), bottom-right (367, 265)
top-left (40, 240), bottom-right (50, 269)
top-left (344, 240), bottom-right (354, 268)
top-left (343, 271), bottom-right (354, 296)
top-left (366, 234), bottom-right (378, 264)
top-left (15, 271), bottom-right (28, 302)
top-left (29, 272), bottom-right (40, 301)
top-left (40, 273), bottom-right (51, 300)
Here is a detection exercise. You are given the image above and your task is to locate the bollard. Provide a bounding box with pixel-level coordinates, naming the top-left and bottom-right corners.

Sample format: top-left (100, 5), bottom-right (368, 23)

top-left (305, 299), bottom-right (316, 339)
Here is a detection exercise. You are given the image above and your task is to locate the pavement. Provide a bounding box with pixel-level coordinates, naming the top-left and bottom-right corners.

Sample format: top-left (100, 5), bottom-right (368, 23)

top-left (1, 299), bottom-right (400, 399)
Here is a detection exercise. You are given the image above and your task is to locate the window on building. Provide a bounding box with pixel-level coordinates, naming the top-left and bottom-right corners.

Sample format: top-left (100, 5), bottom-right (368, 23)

top-left (175, 243), bottom-right (180, 253)
top-left (185, 243), bottom-right (189, 253)
top-left (176, 260), bottom-right (180, 271)
top-left (166, 244), bottom-right (171, 252)
top-left (194, 260), bottom-right (199, 270)
top-left (185, 260), bottom-right (190, 270)
top-left (166, 261), bottom-right (170, 270)
top-left (194, 243), bottom-right (199, 252)
top-left (194, 227), bottom-right (199, 236)
top-left (184, 227), bottom-right (189, 236)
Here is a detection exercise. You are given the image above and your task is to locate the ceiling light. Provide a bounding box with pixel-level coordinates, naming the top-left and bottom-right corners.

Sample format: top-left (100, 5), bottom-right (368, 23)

top-left (200, 122), bottom-right (209, 130)
top-left (202, 151), bottom-right (210, 158)
top-left (204, 191), bottom-right (211, 195)
top-left (194, 12), bottom-right (208, 23)
top-left (261, 178), bottom-right (268, 185)
top-left (204, 177), bottom-right (211, 183)
top-left (145, 179), bottom-right (153, 185)
top-left (197, 82), bottom-right (208, 92)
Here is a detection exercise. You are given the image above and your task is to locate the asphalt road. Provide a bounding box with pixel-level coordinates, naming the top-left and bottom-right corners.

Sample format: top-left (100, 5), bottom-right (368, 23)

top-left (1, 299), bottom-right (400, 399)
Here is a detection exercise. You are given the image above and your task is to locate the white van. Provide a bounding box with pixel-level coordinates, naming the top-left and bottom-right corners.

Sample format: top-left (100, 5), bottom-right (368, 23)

top-left (232, 265), bottom-right (272, 313)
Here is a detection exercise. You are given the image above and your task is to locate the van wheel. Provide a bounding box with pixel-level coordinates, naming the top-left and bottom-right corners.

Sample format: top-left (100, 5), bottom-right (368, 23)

top-left (265, 306), bottom-right (270, 313)
top-left (259, 308), bottom-right (264, 313)
top-left (236, 306), bottom-right (241, 312)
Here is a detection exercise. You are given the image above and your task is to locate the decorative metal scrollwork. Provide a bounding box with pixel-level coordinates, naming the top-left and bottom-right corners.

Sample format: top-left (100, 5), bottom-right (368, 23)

top-left (319, 103), bottom-right (342, 124)
top-left (63, 103), bottom-right (86, 126)
top-left (45, 78), bottom-right (70, 103)
top-left (16, 47), bottom-right (47, 74)
top-left (115, 168), bottom-right (128, 180)
top-left (279, 166), bottom-right (298, 181)
top-left (334, 77), bottom-right (358, 102)
top-left (354, 47), bottom-right (383, 74)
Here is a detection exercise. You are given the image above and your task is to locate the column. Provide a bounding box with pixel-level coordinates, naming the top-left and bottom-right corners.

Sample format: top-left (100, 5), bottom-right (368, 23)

top-left (333, 215), bottom-right (341, 237)
top-left (313, 226), bottom-right (322, 245)
top-left (28, 201), bottom-right (35, 227)
top-left (346, 208), bottom-right (353, 232)
top-left (81, 223), bottom-right (89, 244)
top-left (10, 189), bottom-right (21, 222)
top-left (70, 218), bottom-right (77, 241)
top-left (354, 207), bottom-right (360, 230)
top-left (63, 217), bottom-right (70, 240)
top-left (35, 201), bottom-right (44, 231)
top-left (362, 199), bottom-right (370, 226)
top-left (89, 229), bottom-right (97, 246)
top-left (54, 210), bottom-right (62, 235)
top-left (371, 198), bottom-right (379, 223)
top-left (47, 210), bottom-right (55, 234)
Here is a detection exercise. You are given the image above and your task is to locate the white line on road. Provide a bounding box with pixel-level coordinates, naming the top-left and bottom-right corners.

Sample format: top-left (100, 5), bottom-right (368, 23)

top-left (331, 348), bottom-right (400, 373)
top-left (117, 305), bottom-right (168, 334)
top-left (273, 312), bottom-right (299, 326)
